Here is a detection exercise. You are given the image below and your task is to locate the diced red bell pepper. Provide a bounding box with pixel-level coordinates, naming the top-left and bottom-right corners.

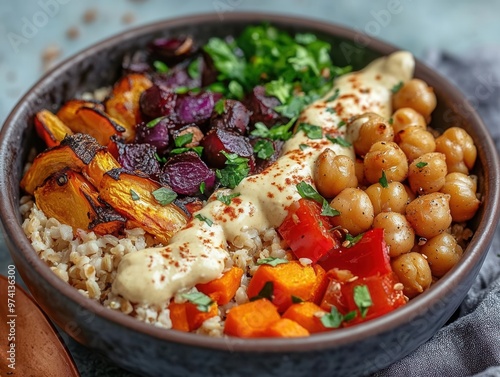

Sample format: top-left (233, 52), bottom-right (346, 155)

top-left (318, 228), bottom-right (391, 277)
top-left (278, 198), bottom-right (340, 263)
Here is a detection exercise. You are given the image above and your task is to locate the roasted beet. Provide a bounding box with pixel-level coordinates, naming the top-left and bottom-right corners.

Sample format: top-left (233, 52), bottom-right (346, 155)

top-left (154, 58), bottom-right (201, 90)
top-left (122, 50), bottom-right (151, 74)
top-left (252, 139), bottom-right (285, 173)
top-left (117, 143), bottom-right (161, 177)
top-left (139, 85), bottom-right (177, 120)
top-left (148, 36), bottom-right (194, 66)
top-left (175, 91), bottom-right (222, 126)
top-left (246, 85), bottom-right (287, 127)
top-left (134, 118), bottom-right (173, 154)
top-left (172, 125), bottom-right (204, 148)
top-left (174, 196), bottom-right (204, 217)
top-left (200, 128), bottom-right (254, 169)
top-left (200, 52), bottom-right (218, 87)
top-left (210, 99), bottom-right (251, 135)
top-left (160, 151), bottom-right (215, 196)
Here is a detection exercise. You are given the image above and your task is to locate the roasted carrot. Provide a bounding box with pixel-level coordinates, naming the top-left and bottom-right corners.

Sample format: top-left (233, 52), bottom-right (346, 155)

top-left (224, 299), bottom-right (280, 338)
top-left (34, 110), bottom-right (73, 148)
top-left (260, 318), bottom-right (310, 338)
top-left (282, 302), bottom-right (329, 334)
top-left (246, 261), bottom-right (326, 313)
top-left (169, 301), bottom-right (218, 332)
top-left (196, 266), bottom-right (244, 305)
top-left (169, 302), bottom-right (190, 332)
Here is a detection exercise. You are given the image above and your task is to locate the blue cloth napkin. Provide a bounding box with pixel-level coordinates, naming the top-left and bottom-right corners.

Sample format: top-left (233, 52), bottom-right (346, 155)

top-left (375, 47), bottom-right (500, 377)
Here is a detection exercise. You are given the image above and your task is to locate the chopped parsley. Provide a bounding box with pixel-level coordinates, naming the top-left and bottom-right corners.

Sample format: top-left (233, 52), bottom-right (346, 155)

top-left (291, 295), bottom-right (304, 303)
top-left (216, 192), bottom-right (241, 205)
top-left (214, 99), bottom-right (225, 115)
top-left (174, 86), bottom-right (190, 94)
top-left (215, 152), bottom-right (250, 189)
top-left (199, 182), bottom-right (206, 194)
top-left (187, 59), bottom-right (200, 79)
top-left (388, 117), bottom-right (394, 125)
top-left (391, 81), bottom-right (404, 93)
top-left (256, 257), bottom-right (289, 267)
top-left (250, 281), bottom-right (274, 301)
top-left (169, 146), bottom-right (203, 157)
top-left (152, 187), bottom-right (177, 205)
top-left (153, 60), bottom-right (169, 74)
top-left (181, 292), bottom-right (214, 312)
top-left (326, 134), bottom-right (351, 147)
top-left (296, 181), bottom-right (340, 217)
top-left (345, 233), bottom-right (363, 248)
top-left (146, 116), bottom-right (164, 128)
top-left (326, 107), bottom-right (336, 114)
top-left (353, 285), bottom-right (373, 318)
top-left (250, 117), bottom-right (297, 141)
top-left (320, 307), bottom-right (356, 328)
top-left (298, 123), bottom-right (323, 139)
top-left (174, 133), bottom-right (193, 148)
top-left (337, 120), bottom-right (346, 128)
top-left (195, 214), bottom-right (213, 226)
top-left (130, 189), bottom-right (140, 201)
top-left (253, 139), bottom-right (275, 160)
top-left (299, 143), bottom-right (310, 151)
top-left (265, 78), bottom-right (292, 105)
top-left (228, 80), bottom-right (244, 100)
top-left (154, 153), bottom-right (167, 163)
top-left (326, 88), bottom-right (340, 102)
top-left (416, 161), bottom-right (428, 168)
top-left (379, 171), bottom-right (389, 188)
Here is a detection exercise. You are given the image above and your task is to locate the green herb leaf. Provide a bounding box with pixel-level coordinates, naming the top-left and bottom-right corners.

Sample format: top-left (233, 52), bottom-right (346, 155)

top-left (199, 181), bottom-right (206, 194)
top-left (321, 200), bottom-right (340, 217)
top-left (326, 134), bottom-right (351, 147)
top-left (216, 152), bottom-right (250, 189)
top-left (320, 306), bottom-right (344, 328)
top-left (203, 37), bottom-right (247, 85)
top-left (337, 120), bottom-right (346, 128)
top-left (254, 139), bottom-right (275, 160)
top-left (353, 285), bottom-right (373, 318)
top-left (250, 117), bottom-right (297, 142)
top-left (388, 117), bottom-right (394, 125)
top-left (326, 107), bottom-right (336, 114)
top-left (391, 81), bottom-right (404, 93)
top-left (146, 116), bottom-right (164, 128)
top-left (250, 281), bottom-right (274, 301)
top-left (345, 233), bottom-right (363, 248)
top-left (291, 295), bottom-right (304, 303)
top-left (187, 59), bottom-right (200, 79)
top-left (154, 152), bottom-right (167, 163)
top-left (152, 187), bottom-right (177, 205)
top-left (379, 171), bottom-right (389, 188)
top-left (195, 214), bottom-right (213, 227)
top-left (296, 181), bottom-right (339, 217)
top-left (130, 189), bottom-right (140, 201)
top-left (181, 292), bottom-right (214, 312)
top-left (299, 144), bottom-right (309, 151)
top-left (153, 60), bottom-right (168, 73)
top-left (207, 82), bottom-right (226, 93)
top-left (174, 86), bottom-right (189, 94)
top-left (416, 161), bottom-right (428, 168)
top-left (174, 133), bottom-right (193, 148)
top-left (214, 99), bottom-right (225, 115)
top-left (265, 78), bottom-right (292, 105)
top-left (294, 32), bottom-right (317, 45)
top-left (216, 192), bottom-right (241, 205)
top-left (228, 80), bottom-right (244, 100)
top-left (343, 310), bottom-right (357, 322)
top-left (298, 123), bottom-right (323, 139)
top-left (326, 88), bottom-right (340, 102)
top-left (256, 257), bottom-right (289, 267)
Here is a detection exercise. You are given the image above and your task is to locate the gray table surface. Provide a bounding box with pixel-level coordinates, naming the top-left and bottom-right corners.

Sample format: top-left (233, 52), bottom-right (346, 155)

top-left (1, 0), bottom-right (499, 376)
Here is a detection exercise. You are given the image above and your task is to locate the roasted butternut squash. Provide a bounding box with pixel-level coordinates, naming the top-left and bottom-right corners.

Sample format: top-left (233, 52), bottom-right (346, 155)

top-left (34, 110), bottom-right (73, 148)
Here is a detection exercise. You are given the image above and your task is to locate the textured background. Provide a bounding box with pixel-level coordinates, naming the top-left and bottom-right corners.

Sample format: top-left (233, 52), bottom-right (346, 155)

top-left (1, 0), bottom-right (499, 376)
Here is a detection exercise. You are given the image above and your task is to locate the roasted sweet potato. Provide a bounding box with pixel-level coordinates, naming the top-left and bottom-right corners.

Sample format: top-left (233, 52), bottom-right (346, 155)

top-left (224, 299), bottom-right (280, 338)
top-left (105, 73), bottom-right (153, 141)
top-left (21, 134), bottom-right (106, 195)
top-left (98, 169), bottom-right (188, 244)
top-left (57, 100), bottom-right (126, 146)
top-left (282, 302), bottom-right (329, 334)
top-left (169, 301), bottom-right (218, 332)
top-left (196, 266), bottom-right (244, 305)
top-left (34, 169), bottom-right (126, 235)
top-left (34, 110), bottom-right (73, 148)
top-left (259, 318), bottom-right (310, 338)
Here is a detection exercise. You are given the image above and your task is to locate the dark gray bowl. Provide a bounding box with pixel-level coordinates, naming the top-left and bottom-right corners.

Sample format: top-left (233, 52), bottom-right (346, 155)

top-left (0, 13), bottom-right (499, 377)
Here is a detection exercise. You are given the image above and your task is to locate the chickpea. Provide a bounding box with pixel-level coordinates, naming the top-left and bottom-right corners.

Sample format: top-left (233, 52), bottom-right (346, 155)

top-left (354, 158), bottom-right (366, 186)
top-left (392, 79), bottom-right (437, 120)
top-left (440, 172), bottom-right (480, 222)
top-left (420, 233), bottom-right (463, 277)
top-left (408, 153), bottom-right (447, 195)
top-left (329, 188), bottom-right (374, 235)
top-left (396, 126), bottom-right (436, 162)
top-left (363, 141), bottom-right (408, 184)
top-left (405, 192), bottom-right (452, 239)
top-left (365, 181), bottom-right (410, 215)
top-left (391, 107), bottom-right (426, 134)
top-left (347, 112), bottom-right (394, 157)
top-left (373, 212), bottom-right (415, 257)
top-left (391, 252), bottom-right (432, 298)
top-left (435, 127), bottom-right (477, 174)
top-left (314, 149), bottom-right (358, 198)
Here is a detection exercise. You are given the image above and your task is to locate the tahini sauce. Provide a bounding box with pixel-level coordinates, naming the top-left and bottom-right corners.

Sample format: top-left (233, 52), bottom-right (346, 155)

top-left (112, 51), bottom-right (415, 305)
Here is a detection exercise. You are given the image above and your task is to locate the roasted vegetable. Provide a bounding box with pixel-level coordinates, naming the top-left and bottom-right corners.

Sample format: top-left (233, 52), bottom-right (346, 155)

top-left (98, 169), bottom-right (188, 244)
top-left (34, 169), bottom-right (126, 235)
top-left (223, 299), bottom-right (280, 338)
top-left (246, 85), bottom-right (286, 127)
top-left (116, 143), bottom-right (161, 177)
top-left (148, 36), bottom-right (194, 66)
top-left (134, 118), bottom-right (172, 155)
top-left (34, 110), bottom-right (73, 148)
top-left (104, 73), bottom-right (153, 140)
top-left (200, 128), bottom-right (254, 169)
top-left (175, 91), bottom-right (222, 126)
top-left (169, 300), bottom-right (218, 332)
top-left (210, 99), bottom-right (251, 135)
top-left (260, 318), bottom-right (310, 338)
top-left (139, 85), bottom-right (177, 120)
top-left (282, 302), bottom-right (329, 334)
top-left (196, 266), bottom-right (244, 305)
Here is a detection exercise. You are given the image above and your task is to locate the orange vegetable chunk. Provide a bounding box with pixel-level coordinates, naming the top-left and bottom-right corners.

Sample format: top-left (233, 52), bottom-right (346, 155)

top-left (169, 301), bottom-right (218, 332)
top-left (224, 299), bottom-right (280, 338)
top-left (282, 302), bottom-right (329, 334)
top-left (247, 261), bottom-right (327, 313)
top-left (196, 266), bottom-right (244, 305)
top-left (34, 110), bottom-right (73, 148)
top-left (261, 318), bottom-right (310, 338)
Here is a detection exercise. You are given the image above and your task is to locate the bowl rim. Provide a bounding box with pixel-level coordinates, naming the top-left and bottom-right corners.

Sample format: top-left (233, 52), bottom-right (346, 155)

top-left (1, 11), bottom-right (499, 353)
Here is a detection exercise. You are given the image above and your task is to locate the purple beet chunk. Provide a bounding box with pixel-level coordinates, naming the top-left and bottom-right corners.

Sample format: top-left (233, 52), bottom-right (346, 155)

top-left (200, 128), bottom-right (255, 169)
top-left (134, 118), bottom-right (173, 154)
top-left (160, 151), bottom-right (215, 196)
top-left (175, 91), bottom-right (222, 125)
top-left (246, 85), bottom-right (287, 127)
top-left (139, 85), bottom-right (177, 120)
top-left (210, 100), bottom-right (251, 135)
top-left (154, 58), bottom-right (202, 90)
top-left (252, 139), bottom-right (285, 174)
top-left (117, 143), bottom-right (161, 177)
top-left (148, 36), bottom-right (194, 66)
top-left (200, 52), bottom-right (218, 87)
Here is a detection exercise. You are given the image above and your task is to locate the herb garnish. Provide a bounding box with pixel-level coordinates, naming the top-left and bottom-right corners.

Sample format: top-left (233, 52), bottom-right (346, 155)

top-left (250, 281), bottom-right (274, 301)
top-left (153, 60), bottom-right (168, 73)
top-left (216, 192), bottom-right (241, 205)
top-left (416, 161), bottom-right (428, 168)
top-left (344, 233), bottom-right (363, 248)
top-left (228, 80), bottom-right (244, 100)
top-left (214, 99), bottom-right (225, 115)
top-left (298, 123), bottom-right (323, 139)
top-left (216, 152), bottom-right (250, 189)
top-left (169, 146), bottom-right (203, 157)
top-left (174, 86), bottom-right (190, 94)
top-left (256, 257), bottom-right (289, 267)
top-left (250, 117), bottom-right (297, 141)
top-left (146, 116), bottom-right (164, 128)
top-left (296, 181), bottom-right (340, 217)
top-left (299, 144), bottom-right (310, 151)
top-left (320, 307), bottom-right (357, 328)
top-left (253, 139), bottom-right (275, 160)
top-left (187, 59), bottom-right (200, 79)
top-left (326, 88), bottom-right (340, 102)
top-left (337, 120), bottom-right (346, 128)
top-left (391, 81), bottom-right (404, 93)
top-left (379, 171), bottom-right (389, 188)
top-left (291, 295), bottom-right (304, 303)
top-left (388, 117), bottom-right (394, 125)
top-left (199, 182), bottom-right (206, 194)
top-left (353, 285), bottom-right (373, 318)
top-left (152, 187), bottom-right (177, 205)
top-left (326, 134), bottom-right (351, 147)
top-left (195, 214), bottom-right (213, 226)
top-left (181, 292), bottom-right (214, 312)
top-left (326, 107), bottom-right (336, 114)
top-left (130, 189), bottom-right (140, 201)
top-left (174, 133), bottom-right (193, 148)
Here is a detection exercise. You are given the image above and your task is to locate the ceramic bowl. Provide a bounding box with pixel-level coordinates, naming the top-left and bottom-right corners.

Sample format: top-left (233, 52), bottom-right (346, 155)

top-left (0, 13), bottom-right (499, 377)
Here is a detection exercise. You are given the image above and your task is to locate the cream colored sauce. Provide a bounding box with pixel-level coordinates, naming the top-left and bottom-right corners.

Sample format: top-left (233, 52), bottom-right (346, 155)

top-left (112, 51), bottom-right (415, 306)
